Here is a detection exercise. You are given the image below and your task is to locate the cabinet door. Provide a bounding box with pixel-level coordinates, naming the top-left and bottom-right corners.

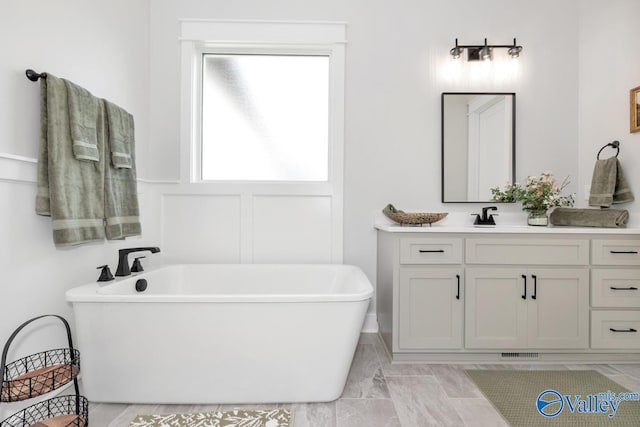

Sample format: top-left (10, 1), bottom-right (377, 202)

top-left (398, 267), bottom-right (463, 349)
top-left (526, 269), bottom-right (589, 349)
top-left (465, 268), bottom-right (528, 349)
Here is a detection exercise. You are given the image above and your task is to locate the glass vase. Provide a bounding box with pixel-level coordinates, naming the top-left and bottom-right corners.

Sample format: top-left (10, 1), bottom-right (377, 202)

top-left (527, 210), bottom-right (548, 226)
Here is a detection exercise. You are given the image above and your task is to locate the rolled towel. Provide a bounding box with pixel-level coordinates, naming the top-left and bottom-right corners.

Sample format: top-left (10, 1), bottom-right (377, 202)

top-left (550, 207), bottom-right (629, 228)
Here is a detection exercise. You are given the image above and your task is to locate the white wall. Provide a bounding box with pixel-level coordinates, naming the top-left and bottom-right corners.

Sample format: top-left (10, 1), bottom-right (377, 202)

top-left (578, 0), bottom-right (640, 212)
top-left (0, 0), bottom-right (154, 373)
top-left (2, 0), bottom-right (639, 365)
top-left (145, 0), bottom-right (582, 321)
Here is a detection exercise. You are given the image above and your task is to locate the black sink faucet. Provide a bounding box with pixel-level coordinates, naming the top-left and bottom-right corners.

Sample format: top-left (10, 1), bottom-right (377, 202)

top-left (115, 247), bottom-right (161, 277)
top-left (482, 206), bottom-right (498, 222)
top-left (473, 206), bottom-right (498, 225)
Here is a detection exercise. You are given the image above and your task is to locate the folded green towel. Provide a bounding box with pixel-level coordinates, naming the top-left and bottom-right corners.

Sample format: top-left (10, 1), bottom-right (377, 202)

top-left (550, 207), bottom-right (629, 228)
top-left (589, 157), bottom-right (634, 207)
top-left (104, 100), bottom-right (133, 169)
top-left (36, 74), bottom-right (106, 245)
top-left (64, 79), bottom-right (100, 162)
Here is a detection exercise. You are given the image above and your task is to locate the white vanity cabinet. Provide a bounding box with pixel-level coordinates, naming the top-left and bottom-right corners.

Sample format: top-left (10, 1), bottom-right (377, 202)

top-left (590, 239), bottom-right (640, 350)
top-left (464, 238), bottom-right (590, 350)
top-left (398, 266), bottom-right (463, 350)
top-left (465, 267), bottom-right (589, 349)
top-left (376, 225), bottom-right (640, 362)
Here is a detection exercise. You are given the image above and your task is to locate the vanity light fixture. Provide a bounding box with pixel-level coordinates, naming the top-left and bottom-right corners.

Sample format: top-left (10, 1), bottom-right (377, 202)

top-left (450, 38), bottom-right (523, 61)
top-left (449, 39), bottom-right (464, 59)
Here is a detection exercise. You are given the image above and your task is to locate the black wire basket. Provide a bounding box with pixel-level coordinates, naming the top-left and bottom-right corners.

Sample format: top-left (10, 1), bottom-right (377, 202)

top-left (1, 315), bottom-right (88, 427)
top-left (0, 394), bottom-right (88, 427)
top-left (1, 348), bottom-right (80, 402)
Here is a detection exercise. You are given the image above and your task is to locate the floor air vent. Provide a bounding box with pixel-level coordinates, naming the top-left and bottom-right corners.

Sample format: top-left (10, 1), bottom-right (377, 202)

top-left (500, 352), bottom-right (539, 358)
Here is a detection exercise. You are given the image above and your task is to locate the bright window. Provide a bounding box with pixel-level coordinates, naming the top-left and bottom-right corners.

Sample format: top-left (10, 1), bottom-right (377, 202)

top-left (201, 54), bottom-right (329, 181)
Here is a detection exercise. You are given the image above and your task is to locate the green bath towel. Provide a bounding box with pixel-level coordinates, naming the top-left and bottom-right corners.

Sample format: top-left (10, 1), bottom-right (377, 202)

top-left (36, 74), bottom-right (141, 245)
top-left (36, 74), bottom-right (106, 245)
top-left (104, 100), bottom-right (141, 239)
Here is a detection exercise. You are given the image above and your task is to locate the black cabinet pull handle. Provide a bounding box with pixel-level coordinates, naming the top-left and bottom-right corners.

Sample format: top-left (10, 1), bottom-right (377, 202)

top-left (531, 274), bottom-right (537, 300)
top-left (610, 250), bottom-right (638, 254)
top-left (609, 328), bottom-right (638, 333)
top-left (521, 275), bottom-right (527, 300)
top-left (610, 286), bottom-right (638, 291)
top-left (456, 274), bottom-right (460, 300)
top-left (419, 249), bottom-right (445, 253)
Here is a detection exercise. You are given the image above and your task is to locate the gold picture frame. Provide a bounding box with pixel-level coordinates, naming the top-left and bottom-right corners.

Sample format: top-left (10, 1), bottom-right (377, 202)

top-left (630, 86), bottom-right (640, 133)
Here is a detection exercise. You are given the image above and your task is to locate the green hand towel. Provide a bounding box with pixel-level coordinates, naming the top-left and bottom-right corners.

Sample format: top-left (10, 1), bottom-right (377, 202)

top-left (36, 74), bottom-right (106, 246)
top-left (613, 158), bottom-right (634, 204)
top-left (589, 157), bottom-right (617, 207)
top-left (589, 157), bottom-right (634, 207)
top-left (550, 207), bottom-right (629, 228)
top-left (104, 100), bottom-right (133, 168)
top-left (64, 79), bottom-right (100, 162)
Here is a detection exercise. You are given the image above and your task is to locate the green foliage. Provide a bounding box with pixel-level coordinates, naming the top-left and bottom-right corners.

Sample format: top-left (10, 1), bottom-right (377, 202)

top-left (491, 172), bottom-right (575, 213)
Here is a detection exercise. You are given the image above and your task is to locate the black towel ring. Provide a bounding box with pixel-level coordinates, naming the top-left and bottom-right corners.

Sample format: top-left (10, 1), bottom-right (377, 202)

top-left (596, 140), bottom-right (620, 160)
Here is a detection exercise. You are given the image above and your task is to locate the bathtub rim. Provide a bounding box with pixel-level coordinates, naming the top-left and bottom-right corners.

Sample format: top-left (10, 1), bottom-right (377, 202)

top-left (65, 263), bottom-right (374, 304)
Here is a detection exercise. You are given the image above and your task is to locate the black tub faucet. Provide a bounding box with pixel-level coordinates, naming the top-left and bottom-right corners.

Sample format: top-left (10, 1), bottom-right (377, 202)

top-left (115, 247), bottom-right (161, 277)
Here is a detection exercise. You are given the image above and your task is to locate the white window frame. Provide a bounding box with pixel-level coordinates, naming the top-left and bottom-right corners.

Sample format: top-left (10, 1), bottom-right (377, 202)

top-left (178, 20), bottom-right (346, 263)
top-left (179, 20), bottom-right (346, 188)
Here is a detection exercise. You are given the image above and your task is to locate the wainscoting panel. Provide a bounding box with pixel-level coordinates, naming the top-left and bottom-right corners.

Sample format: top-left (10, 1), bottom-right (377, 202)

top-left (161, 194), bottom-right (241, 263)
top-left (0, 153), bottom-right (37, 183)
top-left (252, 195), bottom-right (333, 263)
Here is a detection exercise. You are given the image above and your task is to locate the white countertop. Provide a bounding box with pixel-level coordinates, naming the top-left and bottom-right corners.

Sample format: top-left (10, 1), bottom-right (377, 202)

top-left (375, 222), bottom-right (640, 234)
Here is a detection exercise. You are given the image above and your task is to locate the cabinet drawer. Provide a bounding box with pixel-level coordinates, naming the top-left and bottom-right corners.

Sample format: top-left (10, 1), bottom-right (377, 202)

top-left (465, 238), bottom-right (589, 265)
top-left (592, 239), bottom-right (640, 266)
top-left (399, 238), bottom-right (463, 264)
top-left (591, 269), bottom-right (640, 308)
top-left (591, 311), bottom-right (640, 349)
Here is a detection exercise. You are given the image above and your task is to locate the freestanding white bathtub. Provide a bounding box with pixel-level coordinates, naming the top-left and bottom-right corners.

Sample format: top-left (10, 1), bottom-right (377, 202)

top-left (65, 264), bottom-right (373, 404)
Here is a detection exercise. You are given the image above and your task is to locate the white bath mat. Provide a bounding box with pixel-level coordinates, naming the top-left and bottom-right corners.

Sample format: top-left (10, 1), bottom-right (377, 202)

top-left (129, 409), bottom-right (292, 427)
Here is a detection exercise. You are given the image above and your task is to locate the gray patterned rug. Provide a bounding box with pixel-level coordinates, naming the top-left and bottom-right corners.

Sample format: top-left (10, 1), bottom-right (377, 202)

top-left (466, 370), bottom-right (640, 426)
top-left (129, 409), bottom-right (292, 427)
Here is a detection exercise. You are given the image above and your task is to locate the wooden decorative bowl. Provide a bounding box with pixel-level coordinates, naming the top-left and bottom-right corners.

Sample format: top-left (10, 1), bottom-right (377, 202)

top-left (382, 204), bottom-right (448, 226)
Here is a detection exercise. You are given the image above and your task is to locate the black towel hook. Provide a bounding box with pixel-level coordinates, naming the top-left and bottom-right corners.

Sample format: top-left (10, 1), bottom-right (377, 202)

top-left (25, 69), bottom-right (47, 82)
top-left (596, 140), bottom-right (620, 160)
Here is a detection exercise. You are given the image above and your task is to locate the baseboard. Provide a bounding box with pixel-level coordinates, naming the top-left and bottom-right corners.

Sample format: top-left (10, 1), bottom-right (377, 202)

top-left (361, 313), bottom-right (378, 333)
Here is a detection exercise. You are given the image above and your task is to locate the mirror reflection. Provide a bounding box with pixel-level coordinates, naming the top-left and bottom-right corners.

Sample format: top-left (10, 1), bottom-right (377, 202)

top-left (441, 92), bottom-right (516, 203)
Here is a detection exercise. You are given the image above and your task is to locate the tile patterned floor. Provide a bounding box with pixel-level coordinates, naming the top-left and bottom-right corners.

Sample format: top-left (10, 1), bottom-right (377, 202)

top-left (89, 333), bottom-right (640, 427)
